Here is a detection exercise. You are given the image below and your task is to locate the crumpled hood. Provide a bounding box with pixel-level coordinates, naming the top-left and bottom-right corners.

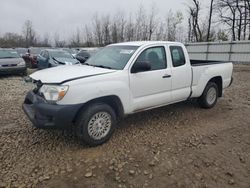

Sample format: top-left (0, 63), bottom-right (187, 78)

top-left (30, 65), bottom-right (116, 84)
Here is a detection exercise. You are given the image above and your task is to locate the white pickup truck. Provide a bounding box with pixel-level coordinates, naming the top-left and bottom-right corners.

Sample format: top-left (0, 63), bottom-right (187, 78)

top-left (23, 41), bottom-right (233, 146)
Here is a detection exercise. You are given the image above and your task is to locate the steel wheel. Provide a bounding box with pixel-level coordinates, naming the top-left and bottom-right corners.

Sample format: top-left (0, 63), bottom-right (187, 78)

top-left (206, 87), bottom-right (217, 105)
top-left (87, 112), bottom-right (112, 140)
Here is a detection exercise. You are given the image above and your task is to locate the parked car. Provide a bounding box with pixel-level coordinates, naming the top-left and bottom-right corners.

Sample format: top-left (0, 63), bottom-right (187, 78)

top-left (23, 47), bottom-right (43, 68)
top-left (0, 49), bottom-right (27, 75)
top-left (37, 49), bottom-right (80, 69)
top-left (15, 48), bottom-right (28, 57)
top-left (75, 49), bottom-right (97, 64)
top-left (62, 48), bottom-right (77, 57)
top-left (23, 41), bottom-right (233, 146)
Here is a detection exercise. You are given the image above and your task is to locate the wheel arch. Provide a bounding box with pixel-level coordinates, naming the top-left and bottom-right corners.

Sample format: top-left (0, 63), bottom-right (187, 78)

top-left (207, 76), bottom-right (223, 97)
top-left (73, 95), bottom-right (125, 123)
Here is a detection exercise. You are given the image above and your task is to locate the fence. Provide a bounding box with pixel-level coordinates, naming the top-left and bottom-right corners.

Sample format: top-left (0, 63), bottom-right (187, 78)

top-left (185, 41), bottom-right (250, 63)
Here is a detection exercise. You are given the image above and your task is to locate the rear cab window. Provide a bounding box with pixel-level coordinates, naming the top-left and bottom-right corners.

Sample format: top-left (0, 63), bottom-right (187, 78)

top-left (170, 46), bottom-right (186, 67)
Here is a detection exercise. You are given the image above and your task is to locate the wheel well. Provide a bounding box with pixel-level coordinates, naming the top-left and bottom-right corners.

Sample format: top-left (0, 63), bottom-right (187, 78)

top-left (73, 95), bottom-right (124, 123)
top-left (208, 76), bottom-right (222, 97)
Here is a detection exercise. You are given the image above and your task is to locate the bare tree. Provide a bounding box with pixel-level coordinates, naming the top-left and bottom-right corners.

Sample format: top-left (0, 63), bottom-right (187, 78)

top-left (125, 13), bottom-right (135, 41)
top-left (247, 0), bottom-right (250, 40)
top-left (135, 5), bottom-right (147, 40)
top-left (148, 4), bottom-right (158, 40)
top-left (84, 25), bottom-right (94, 47)
top-left (166, 10), bottom-right (184, 41)
top-left (0, 32), bottom-right (24, 48)
top-left (41, 33), bottom-right (50, 47)
top-left (93, 14), bottom-right (103, 46)
top-left (155, 21), bottom-right (166, 40)
top-left (207, 0), bottom-right (215, 41)
top-left (22, 20), bottom-right (37, 47)
top-left (216, 0), bottom-right (250, 41)
top-left (102, 15), bottom-right (111, 45)
top-left (70, 28), bottom-right (81, 47)
top-left (54, 33), bottom-right (66, 47)
top-left (217, 29), bottom-right (229, 41)
top-left (188, 0), bottom-right (203, 42)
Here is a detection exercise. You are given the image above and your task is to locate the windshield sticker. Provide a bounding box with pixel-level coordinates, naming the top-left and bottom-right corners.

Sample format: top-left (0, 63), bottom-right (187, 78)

top-left (120, 50), bottom-right (134, 54)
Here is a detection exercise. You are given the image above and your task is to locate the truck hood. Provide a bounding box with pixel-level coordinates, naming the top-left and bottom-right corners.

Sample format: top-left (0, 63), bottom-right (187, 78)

top-left (30, 65), bottom-right (116, 84)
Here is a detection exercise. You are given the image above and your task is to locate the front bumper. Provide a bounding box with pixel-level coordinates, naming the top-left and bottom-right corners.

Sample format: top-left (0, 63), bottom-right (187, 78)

top-left (22, 91), bottom-right (82, 129)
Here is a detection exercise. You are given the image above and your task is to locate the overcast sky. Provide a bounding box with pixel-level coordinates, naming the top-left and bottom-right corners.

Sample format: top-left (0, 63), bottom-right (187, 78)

top-left (0, 0), bottom-right (209, 40)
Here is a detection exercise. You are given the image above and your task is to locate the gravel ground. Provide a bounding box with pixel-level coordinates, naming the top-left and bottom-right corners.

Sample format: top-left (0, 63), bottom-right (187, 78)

top-left (0, 64), bottom-right (250, 188)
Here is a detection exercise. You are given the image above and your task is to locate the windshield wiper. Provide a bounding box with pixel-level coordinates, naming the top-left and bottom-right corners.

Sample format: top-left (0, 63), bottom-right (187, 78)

top-left (82, 62), bottom-right (91, 66)
top-left (93, 65), bottom-right (113, 69)
top-left (52, 57), bottom-right (65, 64)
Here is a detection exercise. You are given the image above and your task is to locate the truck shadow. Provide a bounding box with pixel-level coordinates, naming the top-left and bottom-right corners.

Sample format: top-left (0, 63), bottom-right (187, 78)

top-left (26, 99), bottom-right (200, 149)
top-left (118, 99), bottom-right (200, 130)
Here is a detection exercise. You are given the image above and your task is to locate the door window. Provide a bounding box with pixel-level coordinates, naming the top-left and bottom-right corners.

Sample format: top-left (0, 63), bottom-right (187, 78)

top-left (40, 51), bottom-right (44, 57)
top-left (44, 51), bottom-right (49, 59)
top-left (134, 46), bottom-right (167, 71)
top-left (170, 46), bottom-right (186, 67)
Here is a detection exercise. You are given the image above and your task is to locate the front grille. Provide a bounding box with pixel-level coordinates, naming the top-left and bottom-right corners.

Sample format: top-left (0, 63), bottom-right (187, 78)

top-left (2, 64), bottom-right (17, 67)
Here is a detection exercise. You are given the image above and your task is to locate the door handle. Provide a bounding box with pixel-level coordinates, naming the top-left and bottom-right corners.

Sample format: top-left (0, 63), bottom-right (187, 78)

top-left (162, 74), bottom-right (171, 78)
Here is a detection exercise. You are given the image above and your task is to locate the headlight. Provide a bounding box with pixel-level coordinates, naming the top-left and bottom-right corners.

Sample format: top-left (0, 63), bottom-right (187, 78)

top-left (18, 61), bottom-right (26, 66)
top-left (39, 85), bottom-right (69, 102)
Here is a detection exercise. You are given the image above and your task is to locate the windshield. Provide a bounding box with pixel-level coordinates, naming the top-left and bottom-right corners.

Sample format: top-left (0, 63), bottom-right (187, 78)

top-left (0, 50), bottom-right (20, 58)
top-left (16, 48), bottom-right (27, 54)
top-left (50, 51), bottom-right (73, 59)
top-left (63, 48), bottom-right (77, 54)
top-left (29, 48), bottom-right (42, 55)
top-left (86, 45), bottom-right (139, 70)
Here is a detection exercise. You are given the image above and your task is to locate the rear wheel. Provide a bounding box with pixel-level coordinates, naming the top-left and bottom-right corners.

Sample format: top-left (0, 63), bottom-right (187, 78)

top-left (76, 103), bottom-right (116, 146)
top-left (198, 82), bottom-right (218, 109)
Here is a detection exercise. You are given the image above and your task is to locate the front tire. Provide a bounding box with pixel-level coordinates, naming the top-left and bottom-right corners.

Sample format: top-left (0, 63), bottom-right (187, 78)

top-left (76, 103), bottom-right (116, 146)
top-left (198, 82), bottom-right (218, 109)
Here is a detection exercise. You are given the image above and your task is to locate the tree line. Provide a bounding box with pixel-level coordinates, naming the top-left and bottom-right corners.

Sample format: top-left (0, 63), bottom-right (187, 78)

top-left (188, 0), bottom-right (250, 42)
top-left (0, 0), bottom-right (250, 48)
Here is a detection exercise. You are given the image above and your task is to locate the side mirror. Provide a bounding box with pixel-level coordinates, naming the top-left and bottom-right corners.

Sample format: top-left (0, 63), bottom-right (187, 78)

top-left (131, 61), bottom-right (151, 73)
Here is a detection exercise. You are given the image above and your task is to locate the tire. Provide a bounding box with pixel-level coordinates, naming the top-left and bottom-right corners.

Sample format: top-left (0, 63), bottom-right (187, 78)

top-left (198, 82), bottom-right (218, 109)
top-left (28, 61), bottom-right (32, 69)
top-left (22, 70), bottom-right (28, 76)
top-left (76, 103), bottom-right (116, 146)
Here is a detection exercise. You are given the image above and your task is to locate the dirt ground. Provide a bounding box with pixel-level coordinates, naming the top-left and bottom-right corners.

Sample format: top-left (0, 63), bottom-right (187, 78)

top-left (0, 64), bottom-right (249, 188)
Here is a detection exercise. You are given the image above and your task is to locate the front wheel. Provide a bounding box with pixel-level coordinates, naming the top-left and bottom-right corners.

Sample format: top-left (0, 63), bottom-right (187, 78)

top-left (198, 82), bottom-right (218, 109)
top-left (76, 103), bottom-right (116, 146)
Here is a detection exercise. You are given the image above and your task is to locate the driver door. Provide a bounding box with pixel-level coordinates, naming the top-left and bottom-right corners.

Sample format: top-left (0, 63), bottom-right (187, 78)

top-left (129, 46), bottom-right (172, 111)
top-left (38, 51), bottom-right (49, 69)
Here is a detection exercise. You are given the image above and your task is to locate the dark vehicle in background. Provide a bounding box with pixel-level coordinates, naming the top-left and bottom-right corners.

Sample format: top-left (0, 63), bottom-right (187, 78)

top-left (75, 49), bottom-right (97, 64)
top-left (0, 49), bottom-right (27, 75)
top-left (37, 49), bottom-right (80, 69)
top-left (23, 47), bottom-right (43, 68)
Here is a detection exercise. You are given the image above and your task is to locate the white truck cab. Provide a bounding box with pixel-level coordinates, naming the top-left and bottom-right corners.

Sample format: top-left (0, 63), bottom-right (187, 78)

top-left (23, 41), bottom-right (233, 146)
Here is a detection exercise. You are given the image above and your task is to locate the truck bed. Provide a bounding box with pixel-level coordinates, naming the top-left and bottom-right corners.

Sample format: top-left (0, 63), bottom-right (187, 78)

top-left (190, 60), bottom-right (231, 66)
top-left (190, 60), bottom-right (233, 98)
